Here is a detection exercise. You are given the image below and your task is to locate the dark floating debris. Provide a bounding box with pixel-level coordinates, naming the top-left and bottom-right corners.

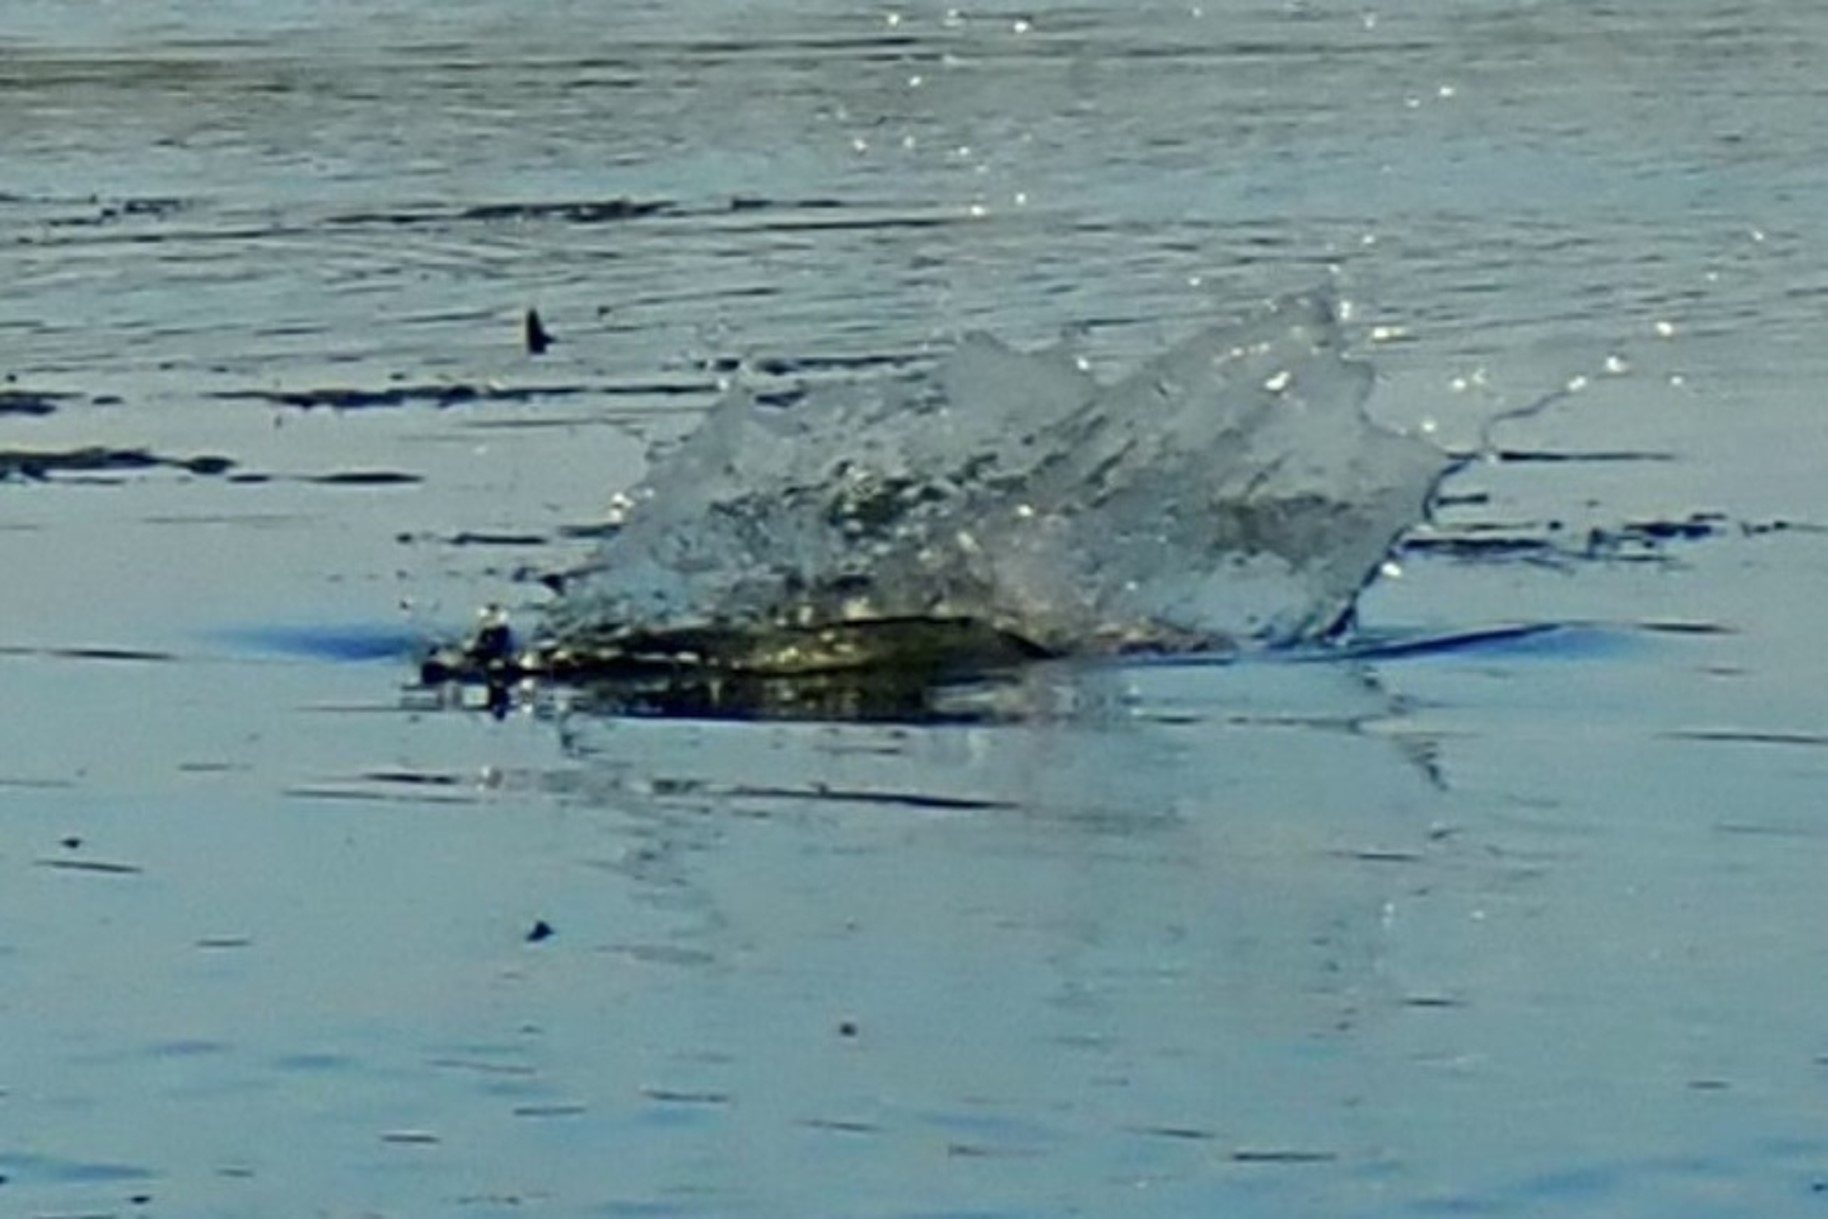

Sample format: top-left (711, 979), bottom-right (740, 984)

top-left (525, 308), bottom-right (554, 355)
top-left (526, 920), bottom-right (556, 944)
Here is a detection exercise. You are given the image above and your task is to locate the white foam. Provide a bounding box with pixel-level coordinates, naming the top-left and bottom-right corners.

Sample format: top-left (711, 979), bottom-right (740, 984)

top-left (547, 293), bottom-right (1450, 656)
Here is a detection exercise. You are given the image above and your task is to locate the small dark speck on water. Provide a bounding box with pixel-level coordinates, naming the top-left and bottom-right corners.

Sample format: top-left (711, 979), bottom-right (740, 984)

top-left (525, 308), bottom-right (553, 355)
top-left (526, 919), bottom-right (555, 943)
top-left (837, 1019), bottom-right (859, 1038)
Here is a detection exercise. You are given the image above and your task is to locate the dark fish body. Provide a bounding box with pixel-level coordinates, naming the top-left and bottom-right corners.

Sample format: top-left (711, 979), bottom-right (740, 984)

top-left (422, 614), bottom-right (1053, 686)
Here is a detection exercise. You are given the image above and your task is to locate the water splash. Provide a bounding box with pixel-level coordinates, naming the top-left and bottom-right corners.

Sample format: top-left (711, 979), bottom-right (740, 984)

top-left (538, 292), bottom-right (1451, 670)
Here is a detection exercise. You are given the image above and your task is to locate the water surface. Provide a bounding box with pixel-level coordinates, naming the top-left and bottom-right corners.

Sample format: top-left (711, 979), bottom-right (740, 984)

top-left (4, 3), bottom-right (1828, 1215)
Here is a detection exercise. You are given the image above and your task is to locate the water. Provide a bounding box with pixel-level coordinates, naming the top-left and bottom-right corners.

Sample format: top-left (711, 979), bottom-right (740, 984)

top-left (5, 2), bottom-right (1828, 1216)
top-left (543, 291), bottom-right (1449, 665)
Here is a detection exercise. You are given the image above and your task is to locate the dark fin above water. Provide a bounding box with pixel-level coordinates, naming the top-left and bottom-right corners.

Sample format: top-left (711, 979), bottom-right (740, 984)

top-left (524, 308), bottom-right (553, 355)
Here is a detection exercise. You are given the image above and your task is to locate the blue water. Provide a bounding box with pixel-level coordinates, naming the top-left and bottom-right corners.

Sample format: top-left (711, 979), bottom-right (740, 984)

top-left (5, 2), bottom-right (1828, 1216)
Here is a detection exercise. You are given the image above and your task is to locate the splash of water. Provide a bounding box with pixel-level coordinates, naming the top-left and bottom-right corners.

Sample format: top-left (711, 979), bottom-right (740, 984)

top-left (538, 292), bottom-right (1451, 672)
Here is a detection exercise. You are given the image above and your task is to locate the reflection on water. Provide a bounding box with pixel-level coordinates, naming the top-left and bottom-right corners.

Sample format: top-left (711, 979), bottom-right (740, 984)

top-left (522, 657), bottom-right (1439, 1207)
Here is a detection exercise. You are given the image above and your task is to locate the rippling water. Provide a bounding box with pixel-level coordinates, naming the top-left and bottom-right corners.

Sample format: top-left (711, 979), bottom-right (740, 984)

top-left (4, 3), bottom-right (1828, 1216)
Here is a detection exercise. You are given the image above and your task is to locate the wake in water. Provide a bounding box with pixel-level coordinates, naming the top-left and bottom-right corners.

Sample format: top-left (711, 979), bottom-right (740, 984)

top-left (424, 292), bottom-right (1455, 705)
